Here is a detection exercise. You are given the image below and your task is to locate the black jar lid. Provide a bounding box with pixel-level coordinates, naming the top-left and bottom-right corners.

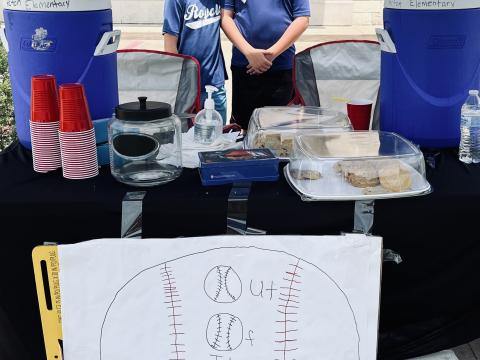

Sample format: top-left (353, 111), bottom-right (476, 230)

top-left (115, 97), bottom-right (172, 121)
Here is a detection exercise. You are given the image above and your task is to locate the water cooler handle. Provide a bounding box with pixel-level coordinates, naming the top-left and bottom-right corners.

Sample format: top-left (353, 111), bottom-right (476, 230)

top-left (0, 25), bottom-right (9, 53)
top-left (375, 28), bottom-right (397, 54)
top-left (94, 29), bottom-right (121, 56)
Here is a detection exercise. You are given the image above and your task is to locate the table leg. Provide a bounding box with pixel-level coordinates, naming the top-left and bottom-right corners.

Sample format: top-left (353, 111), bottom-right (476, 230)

top-left (354, 200), bottom-right (375, 235)
top-left (121, 191), bottom-right (147, 239)
top-left (227, 183), bottom-right (266, 235)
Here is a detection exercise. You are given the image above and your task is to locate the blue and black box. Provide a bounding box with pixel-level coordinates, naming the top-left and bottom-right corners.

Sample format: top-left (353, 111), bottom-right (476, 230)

top-left (199, 149), bottom-right (280, 186)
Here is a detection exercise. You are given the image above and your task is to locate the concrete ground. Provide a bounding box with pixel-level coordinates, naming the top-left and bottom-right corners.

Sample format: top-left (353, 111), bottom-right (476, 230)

top-left (114, 25), bottom-right (378, 119)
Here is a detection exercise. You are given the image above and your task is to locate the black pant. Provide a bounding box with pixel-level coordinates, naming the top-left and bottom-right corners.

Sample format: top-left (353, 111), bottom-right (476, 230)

top-left (231, 66), bottom-right (294, 129)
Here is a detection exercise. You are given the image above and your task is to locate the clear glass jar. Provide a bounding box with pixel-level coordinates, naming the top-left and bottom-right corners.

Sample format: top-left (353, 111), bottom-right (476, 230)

top-left (109, 97), bottom-right (182, 187)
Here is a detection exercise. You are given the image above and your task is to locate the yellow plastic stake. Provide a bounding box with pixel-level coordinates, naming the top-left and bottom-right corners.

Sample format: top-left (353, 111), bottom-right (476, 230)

top-left (32, 246), bottom-right (63, 360)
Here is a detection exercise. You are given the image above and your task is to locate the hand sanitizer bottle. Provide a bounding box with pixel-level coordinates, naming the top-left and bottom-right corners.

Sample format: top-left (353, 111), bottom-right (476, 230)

top-left (194, 86), bottom-right (223, 145)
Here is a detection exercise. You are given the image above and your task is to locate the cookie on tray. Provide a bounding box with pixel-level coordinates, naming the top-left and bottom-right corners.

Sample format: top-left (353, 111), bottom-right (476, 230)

top-left (280, 136), bottom-right (294, 158)
top-left (291, 169), bottom-right (322, 181)
top-left (263, 133), bottom-right (282, 149)
top-left (252, 133), bottom-right (266, 148)
top-left (336, 161), bottom-right (380, 188)
top-left (378, 161), bottom-right (412, 192)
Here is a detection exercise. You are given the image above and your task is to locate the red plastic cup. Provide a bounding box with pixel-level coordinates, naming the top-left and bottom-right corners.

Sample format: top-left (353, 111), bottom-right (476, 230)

top-left (58, 84), bottom-right (97, 179)
top-left (59, 128), bottom-right (98, 179)
top-left (30, 121), bottom-right (61, 173)
top-left (347, 99), bottom-right (374, 131)
top-left (31, 75), bottom-right (59, 123)
top-left (59, 84), bottom-right (93, 132)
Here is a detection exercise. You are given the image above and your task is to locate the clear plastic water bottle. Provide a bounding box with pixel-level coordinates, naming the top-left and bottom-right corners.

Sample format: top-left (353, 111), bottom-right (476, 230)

top-left (459, 90), bottom-right (480, 164)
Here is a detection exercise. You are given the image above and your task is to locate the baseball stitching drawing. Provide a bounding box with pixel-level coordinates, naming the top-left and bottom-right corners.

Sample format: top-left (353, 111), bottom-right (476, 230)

top-left (204, 265), bottom-right (242, 303)
top-left (99, 246), bottom-right (361, 360)
top-left (160, 264), bottom-right (185, 360)
top-left (206, 313), bottom-right (243, 351)
top-left (275, 260), bottom-right (302, 359)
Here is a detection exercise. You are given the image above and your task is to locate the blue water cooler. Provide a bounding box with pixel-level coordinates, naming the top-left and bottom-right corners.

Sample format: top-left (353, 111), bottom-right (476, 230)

top-left (1, 0), bottom-right (120, 150)
top-left (378, 0), bottom-right (480, 148)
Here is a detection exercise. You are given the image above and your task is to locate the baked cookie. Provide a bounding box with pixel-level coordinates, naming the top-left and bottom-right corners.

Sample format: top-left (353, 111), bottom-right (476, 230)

top-left (290, 169), bottom-right (322, 181)
top-left (280, 137), bottom-right (294, 157)
top-left (264, 133), bottom-right (282, 149)
top-left (252, 133), bottom-right (266, 148)
top-left (336, 161), bottom-right (380, 188)
top-left (378, 162), bottom-right (412, 192)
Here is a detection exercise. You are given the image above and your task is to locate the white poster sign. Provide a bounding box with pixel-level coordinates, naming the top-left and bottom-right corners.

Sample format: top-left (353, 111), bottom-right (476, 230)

top-left (59, 235), bottom-right (382, 360)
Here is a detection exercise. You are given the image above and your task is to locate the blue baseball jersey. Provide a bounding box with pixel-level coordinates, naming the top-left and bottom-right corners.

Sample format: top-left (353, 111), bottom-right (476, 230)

top-left (163, 0), bottom-right (226, 88)
top-left (223, 0), bottom-right (310, 71)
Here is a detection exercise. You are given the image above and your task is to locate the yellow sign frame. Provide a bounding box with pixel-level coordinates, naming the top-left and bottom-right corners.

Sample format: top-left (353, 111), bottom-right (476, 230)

top-left (32, 245), bottom-right (63, 360)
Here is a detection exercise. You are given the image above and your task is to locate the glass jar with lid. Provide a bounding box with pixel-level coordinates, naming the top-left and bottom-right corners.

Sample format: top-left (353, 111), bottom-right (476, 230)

top-left (109, 97), bottom-right (182, 187)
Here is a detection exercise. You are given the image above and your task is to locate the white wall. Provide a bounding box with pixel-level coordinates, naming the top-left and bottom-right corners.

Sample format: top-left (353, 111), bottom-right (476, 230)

top-left (0, 0), bottom-right (384, 26)
top-left (112, 0), bottom-right (164, 24)
top-left (353, 0), bottom-right (383, 26)
top-left (111, 0), bottom-right (384, 26)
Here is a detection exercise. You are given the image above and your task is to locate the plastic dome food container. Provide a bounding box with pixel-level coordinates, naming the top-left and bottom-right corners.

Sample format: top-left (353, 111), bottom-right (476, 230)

top-left (285, 131), bottom-right (431, 201)
top-left (244, 106), bottom-right (352, 160)
top-left (109, 97), bottom-right (182, 187)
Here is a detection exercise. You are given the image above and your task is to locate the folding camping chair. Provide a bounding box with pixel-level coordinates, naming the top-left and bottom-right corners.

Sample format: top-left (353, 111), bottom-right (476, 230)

top-left (117, 49), bottom-right (202, 119)
top-left (293, 40), bottom-right (381, 129)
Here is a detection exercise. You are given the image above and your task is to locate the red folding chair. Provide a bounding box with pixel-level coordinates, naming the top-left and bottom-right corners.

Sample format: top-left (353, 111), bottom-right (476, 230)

top-left (293, 40), bottom-right (381, 129)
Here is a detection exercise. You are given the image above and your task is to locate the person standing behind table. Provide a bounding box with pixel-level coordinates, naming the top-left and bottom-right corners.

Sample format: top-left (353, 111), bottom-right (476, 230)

top-left (163, 0), bottom-right (228, 124)
top-left (221, 0), bottom-right (310, 130)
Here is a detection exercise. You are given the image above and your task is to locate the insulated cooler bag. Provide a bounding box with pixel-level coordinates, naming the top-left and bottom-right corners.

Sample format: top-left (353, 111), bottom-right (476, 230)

top-left (1, 0), bottom-right (120, 149)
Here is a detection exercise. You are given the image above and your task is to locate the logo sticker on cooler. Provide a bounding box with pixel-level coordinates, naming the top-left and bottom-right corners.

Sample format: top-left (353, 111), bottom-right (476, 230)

top-left (428, 35), bottom-right (466, 49)
top-left (31, 28), bottom-right (54, 51)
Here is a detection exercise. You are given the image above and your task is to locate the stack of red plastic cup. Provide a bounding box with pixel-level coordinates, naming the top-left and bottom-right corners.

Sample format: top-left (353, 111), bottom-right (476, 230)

top-left (59, 84), bottom-right (98, 180)
top-left (30, 75), bottom-right (62, 173)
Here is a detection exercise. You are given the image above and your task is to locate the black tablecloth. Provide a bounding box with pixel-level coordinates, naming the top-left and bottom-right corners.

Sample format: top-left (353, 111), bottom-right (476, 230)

top-left (1, 142), bottom-right (480, 360)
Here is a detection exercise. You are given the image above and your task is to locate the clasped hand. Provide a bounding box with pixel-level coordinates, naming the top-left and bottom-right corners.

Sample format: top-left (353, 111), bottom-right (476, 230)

top-left (245, 49), bottom-right (275, 75)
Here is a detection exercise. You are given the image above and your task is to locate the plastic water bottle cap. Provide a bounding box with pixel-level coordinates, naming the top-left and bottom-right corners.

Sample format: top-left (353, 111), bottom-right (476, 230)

top-left (469, 90), bottom-right (479, 96)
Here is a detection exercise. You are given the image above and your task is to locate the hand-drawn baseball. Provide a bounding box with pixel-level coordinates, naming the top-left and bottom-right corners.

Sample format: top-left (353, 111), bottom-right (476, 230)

top-left (206, 313), bottom-right (243, 351)
top-left (100, 247), bottom-right (361, 360)
top-left (204, 265), bottom-right (242, 303)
